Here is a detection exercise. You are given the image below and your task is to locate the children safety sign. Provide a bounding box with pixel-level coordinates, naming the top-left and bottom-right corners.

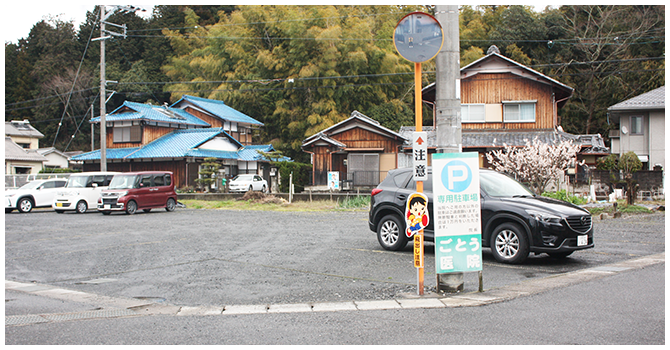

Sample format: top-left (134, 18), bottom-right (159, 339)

top-left (431, 152), bottom-right (483, 273)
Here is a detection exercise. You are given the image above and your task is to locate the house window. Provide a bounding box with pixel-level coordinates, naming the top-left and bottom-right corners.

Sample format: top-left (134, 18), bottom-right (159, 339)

top-left (503, 102), bottom-right (536, 122)
top-left (630, 116), bottom-right (643, 135)
top-left (461, 104), bottom-right (485, 122)
top-left (113, 125), bottom-right (142, 143)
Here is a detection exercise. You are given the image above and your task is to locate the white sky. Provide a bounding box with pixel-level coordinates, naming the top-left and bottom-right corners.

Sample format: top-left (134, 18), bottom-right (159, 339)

top-left (3, 2), bottom-right (156, 44)
top-left (3, 2), bottom-right (561, 44)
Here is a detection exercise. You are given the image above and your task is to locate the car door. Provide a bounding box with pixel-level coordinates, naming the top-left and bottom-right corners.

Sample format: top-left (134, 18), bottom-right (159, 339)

top-left (136, 174), bottom-right (155, 208)
top-left (34, 180), bottom-right (65, 207)
top-left (151, 173), bottom-right (168, 207)
top-left (253, 175), bottom-right (263, 191)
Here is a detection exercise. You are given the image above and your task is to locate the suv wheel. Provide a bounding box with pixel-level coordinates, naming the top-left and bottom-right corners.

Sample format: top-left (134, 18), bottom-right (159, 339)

top-left (75, 200), bottom-right (88, 214)
top-left (17, 198), bottom-right (34, 213)
top-left (377, 214), bottom-right (408, 251)
top-left (491, 222), bottom-right (529, 264)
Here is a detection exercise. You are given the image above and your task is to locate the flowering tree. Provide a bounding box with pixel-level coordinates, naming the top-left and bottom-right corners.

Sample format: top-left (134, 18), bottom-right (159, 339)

top-left (486, 138), bottom-right (580, 194)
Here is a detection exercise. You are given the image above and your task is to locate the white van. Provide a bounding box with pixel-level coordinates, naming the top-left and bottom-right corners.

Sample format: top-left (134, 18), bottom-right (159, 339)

top-left (52, 172), bottom-right (119, 213)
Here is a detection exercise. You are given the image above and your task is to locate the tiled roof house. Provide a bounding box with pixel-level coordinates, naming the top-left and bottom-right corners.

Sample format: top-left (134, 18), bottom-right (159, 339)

top-left (72, 96), bottom-right (285, 189)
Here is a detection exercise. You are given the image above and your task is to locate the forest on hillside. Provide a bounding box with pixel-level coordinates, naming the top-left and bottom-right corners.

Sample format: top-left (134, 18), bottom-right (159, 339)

top-left (4, 5), bottom-right (665, 163)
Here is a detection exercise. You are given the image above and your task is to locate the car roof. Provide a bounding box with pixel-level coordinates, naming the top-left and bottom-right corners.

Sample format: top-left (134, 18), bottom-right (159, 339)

top-left (114, 171), bottom-right (173, 175)
top-left (69, 172), bottom-right (120, 176)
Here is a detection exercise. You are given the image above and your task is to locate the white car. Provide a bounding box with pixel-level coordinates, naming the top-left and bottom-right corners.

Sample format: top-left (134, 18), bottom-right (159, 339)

top-left (5, 178), bottom-right (68, 213)
top-left (52, 172), bottom-right (119, 213)
top-left (228, 174), bottom-right (268, 193)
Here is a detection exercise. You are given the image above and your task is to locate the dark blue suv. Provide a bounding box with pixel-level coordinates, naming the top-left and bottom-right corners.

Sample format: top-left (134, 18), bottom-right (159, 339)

top-left (368, 167), bottom-right (594, 264)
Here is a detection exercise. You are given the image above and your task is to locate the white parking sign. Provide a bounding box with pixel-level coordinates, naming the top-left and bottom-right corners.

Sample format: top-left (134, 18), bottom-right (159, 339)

top-left (431, 152), bottom-right (483, 273)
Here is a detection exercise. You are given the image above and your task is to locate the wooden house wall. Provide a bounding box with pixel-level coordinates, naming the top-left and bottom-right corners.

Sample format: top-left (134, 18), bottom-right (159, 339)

top-left (310, 147), bottom-right (332, 173)
top-left (184, 106), bottom-right (253, 145)
top-left (331, 128), bottom-right (400, 153)
top-left (106, 125), bottom-right (174, 149)
top-left (460, 73), bottom-right (555, 130)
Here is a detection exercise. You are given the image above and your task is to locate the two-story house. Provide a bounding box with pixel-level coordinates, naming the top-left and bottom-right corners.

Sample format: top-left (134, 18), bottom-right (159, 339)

top-left (71, 95), bottom-right (282, 189)
top-left (4, 120), bottom-right (48, 175)
top-left (410, 46), bottom-right (608, 169)
top-left (607, 86), bottom-right (665, 171)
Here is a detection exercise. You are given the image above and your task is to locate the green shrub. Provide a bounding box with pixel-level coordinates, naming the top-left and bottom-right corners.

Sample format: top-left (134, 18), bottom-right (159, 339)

top-left (337, 195), bottom-right (370, 209)
top-left (541, 190), bottom-right (588, 205)
top-left (39, 168), bottom-right (80, 174)
top-left (273, 161), bottom-right (311, 193)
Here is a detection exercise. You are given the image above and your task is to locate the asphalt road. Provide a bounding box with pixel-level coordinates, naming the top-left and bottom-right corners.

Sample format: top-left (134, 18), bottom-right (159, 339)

top-left (4, 207), bottom-right (665, 344)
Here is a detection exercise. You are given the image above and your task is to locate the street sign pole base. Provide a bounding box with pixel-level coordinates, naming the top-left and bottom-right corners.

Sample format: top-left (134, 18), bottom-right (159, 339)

top-left (437, 272), bottom-right (463, 293)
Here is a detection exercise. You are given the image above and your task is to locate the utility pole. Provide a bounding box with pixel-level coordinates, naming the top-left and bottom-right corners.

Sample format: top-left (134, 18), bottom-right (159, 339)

top-left (434, 5), bottom-right (463, 292)
top-left (93, 5), bottom-right (144, 171)
top-left (99, 5), bottom-right (107, 171)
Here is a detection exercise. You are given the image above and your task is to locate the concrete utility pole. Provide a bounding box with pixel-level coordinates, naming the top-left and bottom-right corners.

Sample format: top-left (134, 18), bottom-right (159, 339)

top-left (99, 6), bottom-right (107, 171)
top-left (434, 5), bottom-right (463, 292)
top-left (94, 5), bottom-right (145, 171)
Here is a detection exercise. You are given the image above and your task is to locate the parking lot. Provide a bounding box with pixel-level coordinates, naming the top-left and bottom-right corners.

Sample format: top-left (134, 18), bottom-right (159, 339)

top-left (4, 208), bottom-right (665, 307)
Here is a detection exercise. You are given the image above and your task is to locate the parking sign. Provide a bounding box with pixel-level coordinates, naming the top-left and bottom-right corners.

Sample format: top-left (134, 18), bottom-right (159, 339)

top-left (431, 152), bottom-right (483, 273)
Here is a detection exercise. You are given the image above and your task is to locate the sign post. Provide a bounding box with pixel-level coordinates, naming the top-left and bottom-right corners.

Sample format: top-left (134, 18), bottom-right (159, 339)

top-left (394, 12), bottom-right (443, 295)
top-left (431, 152), bottom-right (483, 283)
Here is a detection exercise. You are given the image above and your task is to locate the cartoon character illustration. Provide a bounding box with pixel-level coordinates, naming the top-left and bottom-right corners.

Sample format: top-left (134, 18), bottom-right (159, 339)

top-left (405, 193), bottom-right (429, 237)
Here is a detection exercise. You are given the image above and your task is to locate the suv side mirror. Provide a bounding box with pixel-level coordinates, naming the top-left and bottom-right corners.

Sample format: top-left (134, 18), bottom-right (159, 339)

top-left (92, 183), bottom-right (98, 188)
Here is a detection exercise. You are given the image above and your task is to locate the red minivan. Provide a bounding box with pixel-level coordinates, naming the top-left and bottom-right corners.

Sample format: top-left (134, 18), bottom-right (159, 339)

top-left (98, 171), bottom-right (178, 215)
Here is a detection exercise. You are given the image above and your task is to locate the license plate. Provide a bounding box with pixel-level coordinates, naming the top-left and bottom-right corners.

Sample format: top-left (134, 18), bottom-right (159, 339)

top-left (56, 203), bottom-right (62, 207)
top-left (104, 205), bottom-right (110, 209)
top-left (577, 235), bottom-right (588, 246)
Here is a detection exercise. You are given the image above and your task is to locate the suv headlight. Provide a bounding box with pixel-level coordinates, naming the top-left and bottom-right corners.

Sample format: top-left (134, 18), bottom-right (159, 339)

top-left (526, 209), bottom-right (562, 224)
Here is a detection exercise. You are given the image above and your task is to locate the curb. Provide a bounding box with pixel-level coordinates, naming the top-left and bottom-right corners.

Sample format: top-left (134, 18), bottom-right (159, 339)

top-left (5, 252), bottom-right (664, 326)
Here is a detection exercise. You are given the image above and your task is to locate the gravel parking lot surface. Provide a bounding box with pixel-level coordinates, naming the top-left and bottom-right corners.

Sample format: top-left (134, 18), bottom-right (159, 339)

top-left (5, 208), bottom-right (665, 307)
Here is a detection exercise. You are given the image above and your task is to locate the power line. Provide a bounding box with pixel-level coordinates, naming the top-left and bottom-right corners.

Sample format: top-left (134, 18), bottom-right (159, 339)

top-left (6, 62), bottom-right (664, 112)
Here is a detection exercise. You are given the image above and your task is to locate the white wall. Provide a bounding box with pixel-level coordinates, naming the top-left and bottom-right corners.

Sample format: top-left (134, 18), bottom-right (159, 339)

top-left (648, 110), bottom-right (665, 169)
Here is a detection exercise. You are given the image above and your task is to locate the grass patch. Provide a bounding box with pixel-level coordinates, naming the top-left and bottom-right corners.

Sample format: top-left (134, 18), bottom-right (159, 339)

top-left (180, 198), bottom-right (367, 212)
top-left (181, 191), bottom-right (370, 212)
top-left (336, 195), bottom-right (370, 210)
top-left (586, 202), bottom-right (654, 215)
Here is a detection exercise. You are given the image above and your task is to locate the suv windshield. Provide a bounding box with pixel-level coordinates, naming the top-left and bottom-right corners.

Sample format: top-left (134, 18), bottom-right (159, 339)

top-left (108, 175), bottom-right (138, 190)
top-left (480, 171), bottom-right (535, 197)
top-left (18, 181), bottom-right (43, 190)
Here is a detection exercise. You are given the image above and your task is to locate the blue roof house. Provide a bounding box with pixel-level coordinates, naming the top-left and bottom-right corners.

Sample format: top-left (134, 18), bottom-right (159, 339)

top-left (170, 95), bottom-right (264, 146)
top-left (73, 97), bottom-right (284, 189)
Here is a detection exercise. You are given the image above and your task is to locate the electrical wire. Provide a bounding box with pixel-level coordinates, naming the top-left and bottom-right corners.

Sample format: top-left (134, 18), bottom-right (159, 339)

top-left (51, 10), bottom-right (99, 149)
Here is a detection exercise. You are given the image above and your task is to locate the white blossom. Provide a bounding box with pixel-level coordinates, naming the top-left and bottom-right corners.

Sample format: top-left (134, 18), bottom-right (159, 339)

top-left (485, 137), bottom-right (580, 194)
